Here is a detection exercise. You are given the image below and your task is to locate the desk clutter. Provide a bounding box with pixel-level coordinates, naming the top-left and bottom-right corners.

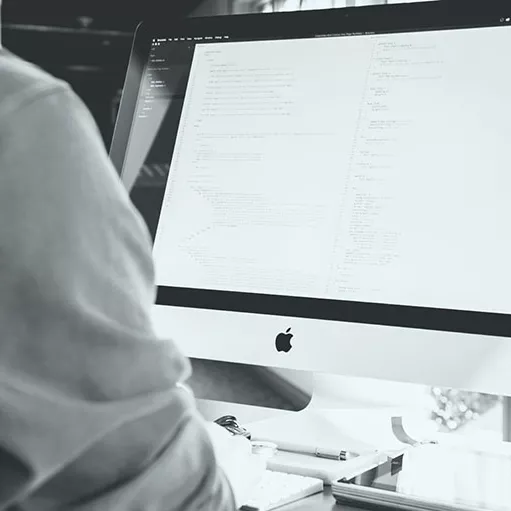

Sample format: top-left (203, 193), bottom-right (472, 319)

top-left (216, 411), bottom-right (511, 510)
top-left (216, 411), bottom-right (418, 509)
top-left (332, 441), bottom-right (511, 511)
top-left (245, 410), bottom-right (419, 483)
top-left (228, 410), bottom-right (511, 511)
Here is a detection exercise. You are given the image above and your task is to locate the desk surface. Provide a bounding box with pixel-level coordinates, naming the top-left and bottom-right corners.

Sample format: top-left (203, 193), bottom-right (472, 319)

top-left (283, 487), bottom-right (355, 511)
top-left (286, 441), bottom-right (511, 511)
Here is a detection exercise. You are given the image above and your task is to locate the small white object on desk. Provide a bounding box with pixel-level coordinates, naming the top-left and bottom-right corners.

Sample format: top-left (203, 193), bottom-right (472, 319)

top-left (251, 441), bottom-right (279, 459)
top-left (241, 470), bottom-right (324, 511)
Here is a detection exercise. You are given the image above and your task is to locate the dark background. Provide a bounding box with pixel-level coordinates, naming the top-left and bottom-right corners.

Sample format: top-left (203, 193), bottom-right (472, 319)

top-left (0, 0), bottom-right (206, 147)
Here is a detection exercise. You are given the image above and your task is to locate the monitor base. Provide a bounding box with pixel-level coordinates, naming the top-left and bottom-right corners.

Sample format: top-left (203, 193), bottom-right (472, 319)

top-left (198, 382), bottom-right (431, 483)
top-left (196, 372), bottom-right (436, 452)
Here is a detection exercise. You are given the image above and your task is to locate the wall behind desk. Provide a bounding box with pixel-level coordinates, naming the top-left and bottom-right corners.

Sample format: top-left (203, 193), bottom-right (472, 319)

top-left (0, 1), bottom-right (206, 147)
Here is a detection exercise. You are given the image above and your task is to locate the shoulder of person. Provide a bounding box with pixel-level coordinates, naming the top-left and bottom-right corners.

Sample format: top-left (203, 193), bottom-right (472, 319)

top-left (0, 50), bottom-right (72, 120)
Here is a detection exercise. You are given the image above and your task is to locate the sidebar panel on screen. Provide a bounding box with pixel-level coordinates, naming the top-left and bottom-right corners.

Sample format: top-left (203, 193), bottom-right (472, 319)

top-left (125, 41), bottom-right (196, 241)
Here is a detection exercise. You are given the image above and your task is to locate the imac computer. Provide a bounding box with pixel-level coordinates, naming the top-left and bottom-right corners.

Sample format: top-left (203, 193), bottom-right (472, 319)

top-left (110, 1), bottom-right (511, 410)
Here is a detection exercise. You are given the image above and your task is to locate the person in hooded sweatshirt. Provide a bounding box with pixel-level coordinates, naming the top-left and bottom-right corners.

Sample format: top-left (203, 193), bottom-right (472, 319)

top-left (0, 5), bottom-right (264, 510)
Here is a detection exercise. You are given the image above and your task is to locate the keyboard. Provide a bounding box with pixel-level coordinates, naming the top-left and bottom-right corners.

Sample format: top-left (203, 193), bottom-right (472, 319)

top-left (241, 470), bottom-right (324, 511)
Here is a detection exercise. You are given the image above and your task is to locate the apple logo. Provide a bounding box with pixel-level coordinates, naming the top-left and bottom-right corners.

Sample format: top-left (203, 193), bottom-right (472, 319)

top-left (275, 328), bottom-right (293, 353)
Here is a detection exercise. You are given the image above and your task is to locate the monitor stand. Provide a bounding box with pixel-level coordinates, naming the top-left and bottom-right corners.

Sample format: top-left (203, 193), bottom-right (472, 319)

top-left (196, 371), bottom-right (435, 460)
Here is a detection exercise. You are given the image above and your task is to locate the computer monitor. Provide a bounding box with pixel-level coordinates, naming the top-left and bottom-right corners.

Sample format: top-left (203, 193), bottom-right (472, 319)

top-left (110, 1), bottom-right (511, 400)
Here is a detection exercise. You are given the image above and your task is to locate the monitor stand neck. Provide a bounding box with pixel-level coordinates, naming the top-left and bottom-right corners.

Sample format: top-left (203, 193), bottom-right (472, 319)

top-left (196, 372), bottom-right (434, 449)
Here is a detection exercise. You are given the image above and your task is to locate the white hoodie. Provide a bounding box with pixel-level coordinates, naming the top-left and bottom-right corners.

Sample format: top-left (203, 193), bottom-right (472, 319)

top-left (0, 49), bottom-right (236, 511)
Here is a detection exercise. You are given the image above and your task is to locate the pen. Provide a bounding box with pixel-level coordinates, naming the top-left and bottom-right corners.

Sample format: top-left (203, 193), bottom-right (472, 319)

top-left (252, 439), bottom-right (360, 461)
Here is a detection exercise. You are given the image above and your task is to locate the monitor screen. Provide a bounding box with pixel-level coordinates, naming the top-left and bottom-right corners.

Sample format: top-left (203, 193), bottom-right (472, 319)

top-left (119, 9), bottom-right (511, 340)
